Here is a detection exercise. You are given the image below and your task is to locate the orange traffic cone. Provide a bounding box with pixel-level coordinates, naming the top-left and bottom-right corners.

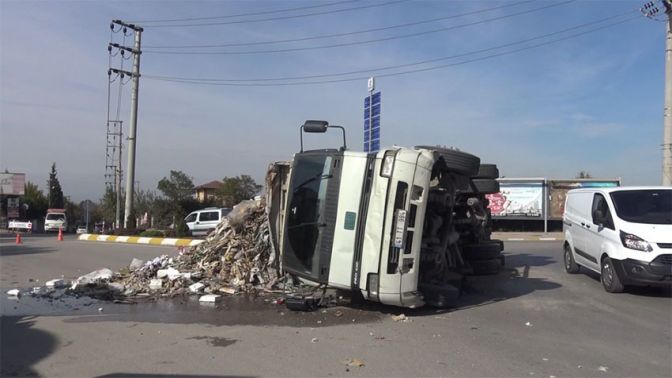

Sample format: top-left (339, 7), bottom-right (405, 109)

top-left (57, 227), bottom-right (64, 241)
top-left (15, 233), bottom-right (22, 244)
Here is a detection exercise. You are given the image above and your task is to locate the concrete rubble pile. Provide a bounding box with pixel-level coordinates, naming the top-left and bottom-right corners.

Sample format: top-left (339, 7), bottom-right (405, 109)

top-left (112, 199), bottom-right (281, 298)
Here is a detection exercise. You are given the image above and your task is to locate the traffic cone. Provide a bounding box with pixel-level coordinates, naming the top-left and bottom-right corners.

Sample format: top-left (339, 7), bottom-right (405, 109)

top-left (15, 233), bottom-right (22, 244)
top-left (57, 227), bottom-right (64, 241)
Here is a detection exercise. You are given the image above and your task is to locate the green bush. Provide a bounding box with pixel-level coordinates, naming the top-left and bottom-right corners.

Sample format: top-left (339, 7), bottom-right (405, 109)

top-left (112, 228), bottom-right (146, 236)
top-left (139, 229), bottom-right (165, 237)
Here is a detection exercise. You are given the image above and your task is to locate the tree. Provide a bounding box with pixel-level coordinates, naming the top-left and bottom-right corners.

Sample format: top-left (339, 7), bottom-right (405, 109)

top-left (22, 182), bottom-right (48, 220)
top-left (217, 175), bottom-right (262, 207)
top-left (47, 163), bottom-right (64, 208)
top-left (158, 171), bottom-right (194, 203)
top-left (99, 186), bottom-right (121, 225)
top-left (576, 171), bottom-right (592, 179)
top-left (157, 171), bottom-right (195, 236)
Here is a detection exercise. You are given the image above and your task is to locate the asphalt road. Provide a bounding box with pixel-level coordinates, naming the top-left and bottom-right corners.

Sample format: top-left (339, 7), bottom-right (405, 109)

top-left (1, 237), bottom-right (670, 377)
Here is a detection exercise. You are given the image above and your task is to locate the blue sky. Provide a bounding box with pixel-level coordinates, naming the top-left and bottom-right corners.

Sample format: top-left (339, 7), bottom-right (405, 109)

top-left (0, 0), bottom-right (665, 201)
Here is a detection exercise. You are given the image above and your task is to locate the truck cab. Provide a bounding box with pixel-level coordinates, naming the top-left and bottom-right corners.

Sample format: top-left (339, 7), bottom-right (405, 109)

top-left (272, 121), bottom-right (502, 308)
top-left (45, 208), bottom-right (67, 233)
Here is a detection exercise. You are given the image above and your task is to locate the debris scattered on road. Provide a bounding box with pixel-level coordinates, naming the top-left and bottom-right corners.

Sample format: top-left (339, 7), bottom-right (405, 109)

top-left (598, 366), bottom-right (609, 373)
top-left (149, 279), bottom-right (163, 291)
top-left (311, 337), bottom-right (319, 343)
top-left (129, 258), bottom-right (144, 271)
top-left (6, 289), bottom-right (20, 297)
top-left (189, 282), bottom-right (205, 293)
top-left (199, 294), bottom-right (221, 303)
top-left (345, 358), bottom-right (365, 367)
top-left (525, 321), bottom-right (533, 327)
top-left (392, 314), bottom-right (410, 322)
top-left (334, 310), bottom-right (343, 317)
top-left (46, 279), bottom-right (67, 288)
top-left (98, 307), bottom-right (103, 312)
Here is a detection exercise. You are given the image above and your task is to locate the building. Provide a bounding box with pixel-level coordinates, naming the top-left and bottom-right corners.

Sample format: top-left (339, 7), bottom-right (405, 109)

top-left (194, 180), bottom-right (223, 203)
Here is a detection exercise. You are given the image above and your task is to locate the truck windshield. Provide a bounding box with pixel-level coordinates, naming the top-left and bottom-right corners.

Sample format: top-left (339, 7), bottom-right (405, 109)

top-left (285, 155), bottom-right (332, 278)
top-left (610, 189), bottom-right (672, 225)
top-left (46, 214), bottom-right (65, 221)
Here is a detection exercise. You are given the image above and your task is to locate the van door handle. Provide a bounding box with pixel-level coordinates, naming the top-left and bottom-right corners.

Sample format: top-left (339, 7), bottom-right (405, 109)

top-left (585, 224), bottom-right (591, 229)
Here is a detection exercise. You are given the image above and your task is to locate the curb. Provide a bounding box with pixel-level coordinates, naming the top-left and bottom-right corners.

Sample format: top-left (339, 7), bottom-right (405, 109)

top-left (77, 234), bottom-right (204, 247)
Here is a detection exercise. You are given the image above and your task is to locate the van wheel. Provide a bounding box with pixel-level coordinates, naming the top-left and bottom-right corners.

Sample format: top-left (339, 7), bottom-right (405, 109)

top-left (601, 256), bottom-right (624, 293)
top-left (564, 244), bottom-right (580, 274)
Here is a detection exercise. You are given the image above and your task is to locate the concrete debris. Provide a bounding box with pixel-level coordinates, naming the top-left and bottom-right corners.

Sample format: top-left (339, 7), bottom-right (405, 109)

top-left (109, 199), bottom-right (279, 298)
top-left (107, 282), bottom-right (125, 293)
top-left (598, 366), bottom-right (608, 373)
top-left (311, 338), bottom-right (318, 343)
top-left (129, 258), bottom-right (144, 271)
top-left (199, 294), bottom-right (221, 303)
top-left (392, 314), bottom-right (408, 322)
top-left (189, 282), bottom-right (205, 293)
top-left (525, 322), bottom-right (533, 327)
top-left (7, 289), bottom-right (20, 297)
top-left (149, 279), bottom-right (163, 290)
top-left (46, 279), bottom-right (67, 288)
top-left (73, 268), bottom-right (114, 287)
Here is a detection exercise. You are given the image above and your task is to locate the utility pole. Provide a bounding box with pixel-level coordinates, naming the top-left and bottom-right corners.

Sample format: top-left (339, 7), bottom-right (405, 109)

top-left (664, 1), bottom-right (672, 185)
top-left (644, 1), bottom-right (672, 184)
top-left (111, 19), bottom-right (143, 227)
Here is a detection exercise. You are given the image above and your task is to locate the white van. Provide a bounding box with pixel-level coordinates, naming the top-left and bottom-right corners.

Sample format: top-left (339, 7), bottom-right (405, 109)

top-left (44, 208), bottom-right (67, 232)
top-left (563, 187), bottom-right (672, 292)
top-left (184, 208), bottom-right (231, 236)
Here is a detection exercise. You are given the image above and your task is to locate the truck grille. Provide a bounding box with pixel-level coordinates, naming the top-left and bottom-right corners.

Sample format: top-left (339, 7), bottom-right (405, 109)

top-left (653, 255), bottom-right (672, 265)
top-left (657, 243), bottom-right (672, 249)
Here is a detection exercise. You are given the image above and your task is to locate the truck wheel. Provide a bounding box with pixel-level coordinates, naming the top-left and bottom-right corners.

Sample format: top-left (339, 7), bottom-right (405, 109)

top-left (601, 256), bottom-right (624, 293)
top-left (470, 259), bottom-right (502, 275)
top-left (416, 146), bottom-right (480, 177)
top-left (462, 241), bottom-right (502, 260)
top-left (475, 164), bottom-right (499, 179)
top-left (564, 244), bottom-right (580, 274)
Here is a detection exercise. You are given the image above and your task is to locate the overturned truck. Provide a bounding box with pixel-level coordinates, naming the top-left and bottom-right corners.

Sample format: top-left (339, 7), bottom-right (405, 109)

top-left (267, 120), bottom-right (504, 309)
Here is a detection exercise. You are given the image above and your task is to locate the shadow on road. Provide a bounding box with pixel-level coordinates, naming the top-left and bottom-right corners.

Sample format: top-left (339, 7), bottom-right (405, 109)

top-left (346, 251), bottom-right (562, 317)
top-left (0, 245), bottom-right (56, 257)
top-left (1, 316), bottom-right (57, 377)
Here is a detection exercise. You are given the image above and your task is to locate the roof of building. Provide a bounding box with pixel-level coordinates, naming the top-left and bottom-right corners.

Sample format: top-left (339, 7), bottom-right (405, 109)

top-left (194, 180), bottom-right (224, 190)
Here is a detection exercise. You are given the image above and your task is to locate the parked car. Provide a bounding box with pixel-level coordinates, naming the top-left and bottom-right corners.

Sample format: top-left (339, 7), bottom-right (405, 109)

top-left (76, 225), bottom-right (88, 234)
top-left (184, 207), bottom-right (231, 236)
top-left (563, 186), bottom-right (672, 292)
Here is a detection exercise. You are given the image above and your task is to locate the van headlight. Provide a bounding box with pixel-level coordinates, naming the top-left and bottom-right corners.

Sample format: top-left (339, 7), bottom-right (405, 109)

top-left (619, 231), bottom-right (653, 252)
top-left (380, 151), bottom-right (396, 177)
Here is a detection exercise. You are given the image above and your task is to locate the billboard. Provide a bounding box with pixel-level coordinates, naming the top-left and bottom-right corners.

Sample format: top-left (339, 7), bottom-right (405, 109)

top-left (548, 180), bottom-right (620, 219)
top-left (487, 181), bottom-right (544, 218)
top-left (0, 173), bottom-right (26, 195)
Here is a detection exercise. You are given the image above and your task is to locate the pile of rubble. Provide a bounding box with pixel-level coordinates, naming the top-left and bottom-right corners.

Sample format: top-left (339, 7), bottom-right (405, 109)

top-left (5, 199), bottom-right (283, 302)
top-left (112, 199), bottom-right (281, 299)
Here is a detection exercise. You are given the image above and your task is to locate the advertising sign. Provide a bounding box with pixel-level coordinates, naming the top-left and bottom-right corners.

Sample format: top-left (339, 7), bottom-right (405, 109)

top-left (487, 182), bottom-right (544, 218)
top-left (0, 173), bottom-right (26, 195)
top-left (548, 180), bottom-right (620, 219)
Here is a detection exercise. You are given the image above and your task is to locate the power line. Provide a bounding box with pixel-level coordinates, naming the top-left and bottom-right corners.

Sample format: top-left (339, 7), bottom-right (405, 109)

top-left (143, 0), bottom-right (408, 28)
top-left (144, 14), bottom-right (640, 87)
top-left (144, 0), bottom-right (534, 49)
top-left (143, 0), bottom-right (574, 55)
top-left (131, 0), bottom-right (357, 23)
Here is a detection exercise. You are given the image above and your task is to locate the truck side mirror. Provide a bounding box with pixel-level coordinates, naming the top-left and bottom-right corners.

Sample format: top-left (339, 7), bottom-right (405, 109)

top-left (302, 120), bottom-right (328, 133)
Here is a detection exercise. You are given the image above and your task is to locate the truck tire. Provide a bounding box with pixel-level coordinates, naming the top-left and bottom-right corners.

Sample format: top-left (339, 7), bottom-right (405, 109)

top-left (475, 164), bottom-right (499, 179)
top-left (461, 241), bottom-right (502, 261)
top-left (472, 179), bottom-right (499, 194)
top-left (416, 146), bottom-right (480, 177)
top-left (470, 259), bottom-right (502, 275)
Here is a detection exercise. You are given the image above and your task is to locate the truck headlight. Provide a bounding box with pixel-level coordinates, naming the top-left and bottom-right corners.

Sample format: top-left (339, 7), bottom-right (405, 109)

top-left (619, 231), bottom-right (653, 252)
top-left (380, 151), bottom-right (395, 177)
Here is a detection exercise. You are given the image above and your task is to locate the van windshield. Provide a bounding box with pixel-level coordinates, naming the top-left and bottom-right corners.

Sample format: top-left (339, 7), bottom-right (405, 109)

top-left (46, 213), bottom-right (65, 221)
top-left (609, 189), bottom-right (672, 225)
